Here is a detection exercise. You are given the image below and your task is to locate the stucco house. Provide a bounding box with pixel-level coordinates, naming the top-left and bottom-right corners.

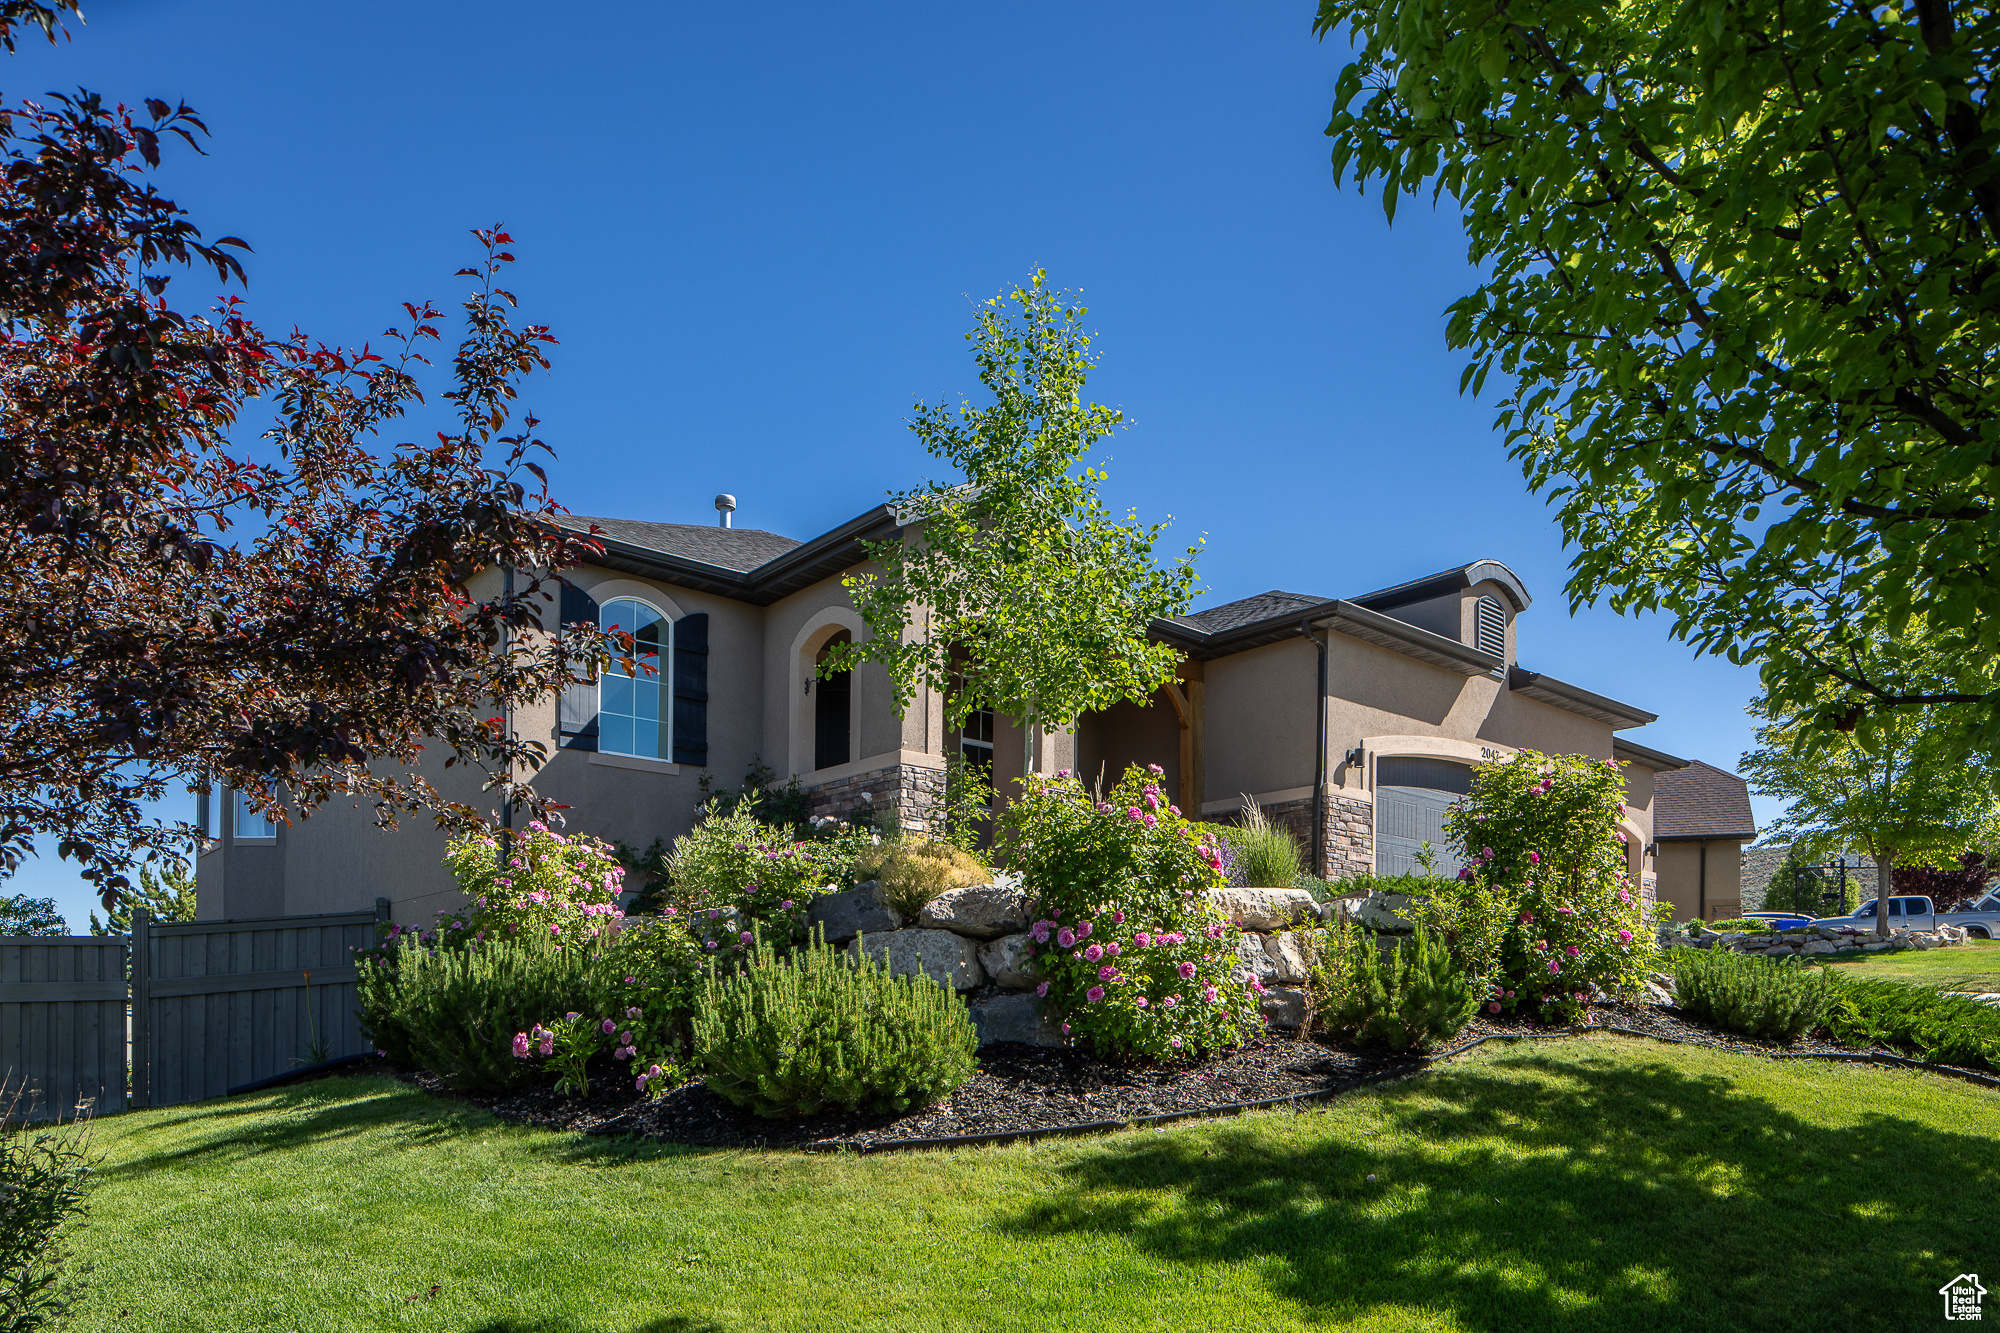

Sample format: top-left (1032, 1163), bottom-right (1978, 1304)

top-left (1650, 760), bottom-right (1759, 920)
top-left (195, 500), bottom-right (1691, 926)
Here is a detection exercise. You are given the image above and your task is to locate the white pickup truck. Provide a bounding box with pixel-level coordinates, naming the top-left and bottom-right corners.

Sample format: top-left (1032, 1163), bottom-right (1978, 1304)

top-left (1943, 887), bottom-right (2000, 940)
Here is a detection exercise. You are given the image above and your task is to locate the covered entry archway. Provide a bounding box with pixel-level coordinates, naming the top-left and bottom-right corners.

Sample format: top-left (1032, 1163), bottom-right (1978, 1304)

top-left (1375, 756), bottom-right (1474, 877)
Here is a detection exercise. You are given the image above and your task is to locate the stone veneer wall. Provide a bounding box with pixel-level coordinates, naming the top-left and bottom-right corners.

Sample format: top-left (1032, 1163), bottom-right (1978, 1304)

top-left (1257, 792), bottom-right (1375, 881)
top-left (805, 762), bottom-right (946, 835)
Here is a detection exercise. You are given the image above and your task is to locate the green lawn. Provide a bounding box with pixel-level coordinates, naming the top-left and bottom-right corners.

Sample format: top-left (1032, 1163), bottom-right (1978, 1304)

top-left (1805, 937), bottom-right (2000, 991)
top-left (68, 1035), bottom-right (2000, 1333)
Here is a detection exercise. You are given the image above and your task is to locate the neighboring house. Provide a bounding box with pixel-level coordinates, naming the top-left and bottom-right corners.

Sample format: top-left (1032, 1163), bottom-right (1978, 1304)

top-left (1651, 760), bottom-right (1758, 920)
top-left (195, 502), bottom-right (1689, 925)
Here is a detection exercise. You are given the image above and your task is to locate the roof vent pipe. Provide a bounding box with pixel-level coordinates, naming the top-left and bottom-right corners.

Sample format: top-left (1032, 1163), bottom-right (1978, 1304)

top-left (714, 494), bottom-right (736, 528)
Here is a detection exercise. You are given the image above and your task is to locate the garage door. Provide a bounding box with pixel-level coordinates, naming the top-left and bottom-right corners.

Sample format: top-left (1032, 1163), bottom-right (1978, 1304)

top-left (1375, 756), bottom-right (1474, 878)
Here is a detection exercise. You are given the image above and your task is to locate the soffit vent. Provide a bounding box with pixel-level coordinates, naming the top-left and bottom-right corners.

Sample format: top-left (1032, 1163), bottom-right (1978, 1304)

top-left (1474, 596), bottom-right (1506, 658)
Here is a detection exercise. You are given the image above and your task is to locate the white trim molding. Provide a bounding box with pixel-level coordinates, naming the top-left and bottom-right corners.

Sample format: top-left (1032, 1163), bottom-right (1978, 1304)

top-left (588, 752), bottom-right (680, 776)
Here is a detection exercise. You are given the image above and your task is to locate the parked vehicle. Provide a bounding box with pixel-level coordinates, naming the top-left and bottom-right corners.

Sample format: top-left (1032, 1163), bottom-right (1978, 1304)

top-left (1943, 888), bottom-right (2000, 941)
top-left (1812, 896), bottom-right (1937, 932)
top-left (1741, 911), bottom-right (1816, 931)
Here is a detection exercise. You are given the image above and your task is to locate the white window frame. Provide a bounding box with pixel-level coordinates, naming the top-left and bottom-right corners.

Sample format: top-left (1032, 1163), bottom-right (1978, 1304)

top-left (233, 789), bottom-right (277, 841)
top-left (597, 596), bottom-right (674, 761)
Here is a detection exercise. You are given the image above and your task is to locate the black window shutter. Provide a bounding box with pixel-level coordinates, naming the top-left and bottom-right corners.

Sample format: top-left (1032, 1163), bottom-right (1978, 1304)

top-left (558, 580), bottom-right (600, 751)
top-left (672, 612), bottom-right (709, 767)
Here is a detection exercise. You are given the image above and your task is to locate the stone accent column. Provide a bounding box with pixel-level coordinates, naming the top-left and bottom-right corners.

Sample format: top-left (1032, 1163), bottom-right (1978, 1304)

top-left (805, 763), bottom-right (946, 836)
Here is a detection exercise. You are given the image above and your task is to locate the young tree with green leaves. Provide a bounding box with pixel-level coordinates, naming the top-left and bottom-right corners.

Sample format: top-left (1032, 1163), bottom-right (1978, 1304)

top-left (0, 893), bottom-right (65, 936)
top-left (1741, 687), bottom-right (2000, 935)
top-left (1316, 0), bottom-right (2000, 759)
top-left (822, 273), bottom-right (1199, 744)
top-left (89, 859), bottom-right (196, 935)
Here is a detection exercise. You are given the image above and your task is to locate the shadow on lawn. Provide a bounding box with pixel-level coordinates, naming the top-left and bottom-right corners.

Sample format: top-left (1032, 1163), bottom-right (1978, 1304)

top-left (462, 1312), bottom-right (728, 1320)
top-left (999, 1047), bottom-right (2000, 1333)
top-left (98, 1075), bottom-right (719, 1181)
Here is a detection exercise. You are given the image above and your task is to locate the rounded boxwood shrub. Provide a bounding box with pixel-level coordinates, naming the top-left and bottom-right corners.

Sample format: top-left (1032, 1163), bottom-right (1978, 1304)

top-left (692, 931), bottom-right (976, 1118)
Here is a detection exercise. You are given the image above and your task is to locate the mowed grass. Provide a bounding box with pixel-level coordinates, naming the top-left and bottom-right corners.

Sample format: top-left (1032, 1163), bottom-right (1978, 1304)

top-left (1805, 937), bottom-right (2000, 991)
top-left (69, 1036), bottom-right (1999, 1333)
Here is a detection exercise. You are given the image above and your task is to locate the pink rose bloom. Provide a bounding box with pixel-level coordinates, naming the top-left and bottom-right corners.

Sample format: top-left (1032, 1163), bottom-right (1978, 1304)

top-left (1163, 995), bottom-right (1178, 1008)
top-left (538, 1037), bottom-right (555, 1057)
top-left (1148, 763), bottom-right (1164, 775)
top-left (1076, 921), bottom-right (1093, 939)
top-left (1170, 1037), bottom-right (1183, 1049)
top-left (1520, 912), bottom-right (1534, 924)
top-left (1083, 943), bottom-right (1104, 963)
top-left (619, 1031), bottom-right (632, 1044)
top-left (1616, 889), bottom-right (1631, 903)
top-left (635, 1074), bottom-right (650, 1092)
top-left (1057, 768), bottom-right (1070, 778)
top-left (1107, 942), bottom-right (1122, 957)
top-left (1527, 851), bottom-right (1540, 865)
top-left (1128, 808), bottom-right (1144, 822)
top-left (1565, 945), bottom-right (1580, 957)
top-left (1099, 965), bottom-right (1119, 981)
top-left (1178, 961), bottom-right (1197, 980)
top-left (1618, 929), bottom-right (1633, 943)
top-left (1036, 981), bottom-right (1050, 997)
top-left (1204, 986), bottom-right (1219, 1003)
top-left (1143, 814), bottom-right (1158, 828)
top-left (1112, 910), bottom-right (1126, 924)
top-left (1144, 792), bottom-right (1160, 809)
top-left (1547, 961), bottom-right (1562, 975)
top-left (781, 900), bottom-right (794, 910)
top-left (1086, 986), bottom-right (1106, 1003)
top-left (1031, 920), bottom-right (1053, 942)
top-left (1488, 1002), bottom-right (1501, 1013)
top-left (1061, 1022), bottom-right (1072, 1036)
top-left (1135, 996), bottom-right (1149, 1008)
top-left (1169, 805), bottom-right (1181, 817)
top-left (740, 931), bottom-right (754, 944)
top-left (601, 1018), bottom-right (616, 1034)
top-left (511, 1033), bottom-right (531, 1059)
top-left (1056, 927), bottom-right (1076, 948)
top-left (1534, 940), bottom-right (1548, 951)
top-left (1134, 932), bottom-right (1153, 948)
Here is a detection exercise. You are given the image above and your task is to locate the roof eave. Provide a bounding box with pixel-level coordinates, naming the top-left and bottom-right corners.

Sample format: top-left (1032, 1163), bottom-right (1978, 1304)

top-left (1152, 599), bottom-right (1504, 676)
top-left (1509, 666), bottom-right (1657, 729)
top-left (558, 505), bottom-right (901, 606)
top-left (1613, 736), bottom-right (1692, 771)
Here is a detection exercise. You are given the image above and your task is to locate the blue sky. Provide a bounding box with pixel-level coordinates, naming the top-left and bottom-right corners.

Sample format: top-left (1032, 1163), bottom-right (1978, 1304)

top-left (4, 1), bottom-right (1780, 927)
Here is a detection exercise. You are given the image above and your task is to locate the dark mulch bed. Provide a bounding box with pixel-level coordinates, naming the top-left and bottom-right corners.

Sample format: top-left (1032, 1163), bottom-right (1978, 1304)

top-left (388, 1000), bottom-right (1940, 1152)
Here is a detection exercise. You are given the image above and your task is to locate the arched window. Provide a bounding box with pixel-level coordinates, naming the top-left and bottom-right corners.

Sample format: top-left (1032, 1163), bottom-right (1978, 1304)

top-left (599, 598), bottom-right (671, 759)
top-left (815, 631), bottom-right (852, 770)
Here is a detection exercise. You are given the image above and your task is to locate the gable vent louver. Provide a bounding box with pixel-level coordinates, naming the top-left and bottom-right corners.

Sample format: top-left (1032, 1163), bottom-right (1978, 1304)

top-left (1474, 596), bottom-right (1506, 658)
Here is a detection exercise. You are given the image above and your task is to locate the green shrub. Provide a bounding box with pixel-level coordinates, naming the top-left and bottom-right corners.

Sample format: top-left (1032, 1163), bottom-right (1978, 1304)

top-left (1320, 926), bottom-right (1479, 1053)
top-left (856, 839), bottom-right (990, 919)
top-left (693, 931), bottom-right (976, 1118)
top-left (1670, 948), bottom-right (1838, 1041)
top-left (667, 802), bottom-right (876, 939)
top-left (1826, 978), bottom-right (2000, 1070)
top-left (0, 1095), bottom-right (92, 1333)
top-left (1711, 917), bottom-right (1774, 934)
top-left (1229, 796), bottom-right (1304, 888)
top-left (358, 935), bottom-right (603, 1093)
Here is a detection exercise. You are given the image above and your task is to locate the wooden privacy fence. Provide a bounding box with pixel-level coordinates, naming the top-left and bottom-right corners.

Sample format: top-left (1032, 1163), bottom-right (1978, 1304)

top-left (0, 937), bottom-right (128, 1122)
top-left (0, 902), bottom-right (389, 1119)
top-left (132, 905), bottom-right (386, 1109)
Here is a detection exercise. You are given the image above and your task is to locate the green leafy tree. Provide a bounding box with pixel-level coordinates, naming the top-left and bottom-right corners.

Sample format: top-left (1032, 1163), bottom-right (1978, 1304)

top-left (89, 859), bottom-right (196, 935)
top-left (0, 893), bottom-right (65, 936)
top-left (1316, 0), bottom-right (2000, 757)
top-left (1741, 683), bottom-right (2000, 934)
top-left (822, 273), bottom-right (1199, 741)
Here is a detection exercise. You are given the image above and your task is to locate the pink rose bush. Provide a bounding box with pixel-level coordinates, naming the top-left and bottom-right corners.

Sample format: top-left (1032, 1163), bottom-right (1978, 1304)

top-left (1002, 764), bottom-right (1260, 1061)
top-left (1436, 750), bottom-right (1657, 1022)
top-left (660, 802), bottom-right (873, 945)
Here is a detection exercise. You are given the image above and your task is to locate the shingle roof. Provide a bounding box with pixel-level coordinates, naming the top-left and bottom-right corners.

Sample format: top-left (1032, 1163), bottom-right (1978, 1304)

top-left (1168, 590), bottom-right (1326, 636)
top-left (557, 516), bottom-right (802, 573)
top-left (1654, 760), bottom-right (1758, 840)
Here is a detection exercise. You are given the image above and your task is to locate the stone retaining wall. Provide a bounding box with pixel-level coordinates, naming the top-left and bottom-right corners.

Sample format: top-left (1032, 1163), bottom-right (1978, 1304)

top-left (805, 880), bottom-right (1334, 1048)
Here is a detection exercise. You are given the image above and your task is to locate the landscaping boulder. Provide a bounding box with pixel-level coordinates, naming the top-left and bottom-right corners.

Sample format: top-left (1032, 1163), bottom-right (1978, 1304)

top-left (1210, 886), bottom-right (1319, 931)
top-left (968, 991), bottom-right (1063, 1047)
top-left (917, 875), bottom-right (1029, 940)
top-left (1802, 940), bottom-right (1835, 955)
top-left (1262, 931), bottom-right (1311, 984)
top-left (1229, 933), bottom-right (1282, 985)
top-left (1352, 892), bottom-right (1419, 933)
top-left (808, 883), bottom-right (905, 945)
top-left (1259, 986), bottom-right (1307, 1030)
top-left (976, 932), bottom-right (1043, 990)
top-left (850, 928), bottom-right (986, 991)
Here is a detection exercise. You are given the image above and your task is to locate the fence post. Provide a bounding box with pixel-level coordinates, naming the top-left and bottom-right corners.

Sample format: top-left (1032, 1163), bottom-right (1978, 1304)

top-left (373, 897), bottom-right (391, 925)
top-left (129, 907), bottom-right (151, 1110)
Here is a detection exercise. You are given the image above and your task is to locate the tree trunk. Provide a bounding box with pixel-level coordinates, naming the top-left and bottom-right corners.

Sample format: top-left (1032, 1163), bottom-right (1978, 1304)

top-left (1876, 852), bottom-right (1894, 937)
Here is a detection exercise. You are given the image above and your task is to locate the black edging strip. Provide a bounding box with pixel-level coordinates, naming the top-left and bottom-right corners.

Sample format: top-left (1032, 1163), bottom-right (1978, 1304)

top-left (227, 1052), bottom-right (376, 1097)
top-left (802, 1025), bottom-right (2000, 1155)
